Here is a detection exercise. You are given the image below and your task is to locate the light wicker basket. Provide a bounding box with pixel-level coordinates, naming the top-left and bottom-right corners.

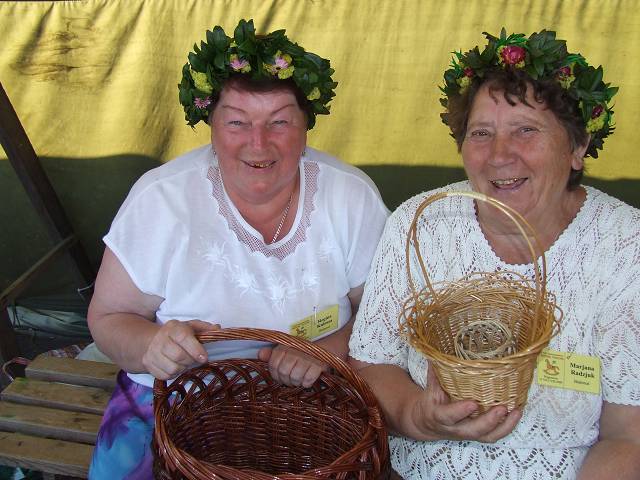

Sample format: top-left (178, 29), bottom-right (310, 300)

top-left (153, 328), bottom-right (390, 480)
top-left (399, 191), bottom-right (561, 414)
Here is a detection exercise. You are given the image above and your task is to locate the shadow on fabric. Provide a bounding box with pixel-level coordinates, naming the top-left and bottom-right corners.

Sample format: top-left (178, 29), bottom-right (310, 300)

top-left (360, 164), bottom-right (640, 212)
top-left (1, 158), bottom-right (638, 294)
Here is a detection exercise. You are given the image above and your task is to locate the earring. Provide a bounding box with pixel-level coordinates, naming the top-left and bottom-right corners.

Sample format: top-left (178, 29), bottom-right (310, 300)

top-left (302, 148), bottom-right (307, 157)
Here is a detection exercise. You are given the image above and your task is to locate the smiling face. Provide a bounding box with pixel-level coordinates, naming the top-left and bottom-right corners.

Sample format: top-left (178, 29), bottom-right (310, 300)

top-left (462, 83), bottom-right (587, 233)
top-left (210, 83), bottom-right (307, 206)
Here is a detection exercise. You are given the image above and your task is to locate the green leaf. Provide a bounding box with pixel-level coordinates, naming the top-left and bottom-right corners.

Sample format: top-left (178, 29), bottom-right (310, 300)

top-left (200, 40), bottom-right (214, 60)
top-left (533, 57), bottom-right (544, 77)
top-left (590, 66), bottom-right (603, 91)
top-left (211, 26), bottom-right (228, 51)
top-left (580, 101), bottom-right (591, 119)
top-left (213, 52), bottom-right (226, 71)
top-left (529, 46), bottom-right (542, 57)
top-left (267, 29), bottom-right (286, 41)
top-left (465, 48), bottom-right (484, 69)
top-left (482, 30), bottom-right (499, 43)
top-left (178, 87), bottom-right (192, 105)
top-left (188, 53), bottom-right (206, 72)
top-left (237, 38), bottom-right (256, 55)
top-left (234, 20), bottom-right (246, 44)
top-left (284, 43), bottom-right (305, 57)
top-left (444, 70), bottom-right (458, 85)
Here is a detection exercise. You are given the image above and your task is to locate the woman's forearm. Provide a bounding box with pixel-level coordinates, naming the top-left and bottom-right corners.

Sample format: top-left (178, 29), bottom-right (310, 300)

top-left (578, 439), bottom-right (640, 479)
top-left (316, 285), bottom-right (363, 361)
top-left (353, 362), bottom-right (425, 438)
top-left (315, 318), bottom-right (354, 361)
top-left (88, 313), bottom-right (160, 373)
top-left (578, 401), bottom-right (640, 479)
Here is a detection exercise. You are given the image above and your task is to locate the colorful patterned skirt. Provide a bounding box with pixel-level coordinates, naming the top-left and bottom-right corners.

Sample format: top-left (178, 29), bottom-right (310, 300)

top-left (89, 371), bottom-right (154, 480)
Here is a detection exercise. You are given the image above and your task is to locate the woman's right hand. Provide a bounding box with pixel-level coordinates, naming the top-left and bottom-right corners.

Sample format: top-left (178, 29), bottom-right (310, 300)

top-left (411, 366), bottom-right (522, 443)
top-left (142, 319), bottom-right (219, 380)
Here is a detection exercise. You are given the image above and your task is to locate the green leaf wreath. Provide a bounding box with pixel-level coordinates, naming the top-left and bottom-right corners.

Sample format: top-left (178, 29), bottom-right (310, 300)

top-left (440, 28), bottom-right (618, 158)
top-left (178, 19), bottom-right (337, 130)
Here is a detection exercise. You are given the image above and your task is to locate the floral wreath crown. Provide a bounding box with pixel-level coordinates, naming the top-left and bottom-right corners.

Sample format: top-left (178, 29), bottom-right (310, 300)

top-left (440, 28), bottom-right (618, 158)
top-left (178, 19), bottom-right (337, 130)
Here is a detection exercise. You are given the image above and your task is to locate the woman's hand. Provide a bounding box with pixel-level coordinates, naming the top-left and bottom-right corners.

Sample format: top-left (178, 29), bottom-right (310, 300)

top-left (257, 345), bottom-right (329, 388)
top-left (142, 319), bottom-right (220, 380)
top-left (410, 366), bottom-right (522, 442)
top-left (350, 360), bottom-right (522, 443)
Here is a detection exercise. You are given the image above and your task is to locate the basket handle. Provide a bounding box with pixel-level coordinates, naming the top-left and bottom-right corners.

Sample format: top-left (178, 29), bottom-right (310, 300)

top-left (405, 190), bottom-right (547, 311)
top-left (154, 327), bottom-right (371, 395)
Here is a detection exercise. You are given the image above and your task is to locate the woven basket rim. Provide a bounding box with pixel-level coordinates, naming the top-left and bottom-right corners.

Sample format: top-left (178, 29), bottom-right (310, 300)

top-left (153, 327), bottom-right (390, 479)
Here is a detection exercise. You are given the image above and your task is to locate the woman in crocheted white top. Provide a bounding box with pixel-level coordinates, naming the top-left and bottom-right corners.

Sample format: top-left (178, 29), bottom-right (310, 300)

top-left (349, 29), bottom-right (640, 479)
top-left (86, 21), bottom-right (388, 479)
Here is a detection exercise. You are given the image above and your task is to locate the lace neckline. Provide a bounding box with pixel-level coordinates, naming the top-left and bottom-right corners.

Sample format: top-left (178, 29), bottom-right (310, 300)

top-left (470, 185), bottom-right (592, 271)
top-left (207, 159), bottom-right (319, 260)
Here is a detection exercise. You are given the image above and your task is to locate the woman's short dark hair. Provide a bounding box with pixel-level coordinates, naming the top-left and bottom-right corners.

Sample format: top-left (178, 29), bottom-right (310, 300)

top-left (207, 74), bottom-right (311, 125)
top-left (444, 68), bottom-right (590, 188)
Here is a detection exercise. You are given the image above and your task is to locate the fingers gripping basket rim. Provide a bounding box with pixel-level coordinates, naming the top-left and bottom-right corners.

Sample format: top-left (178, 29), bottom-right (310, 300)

top-left (399, 191), bottom-right (562, 412)
top-left (153, 327), bottom-right (390, 479)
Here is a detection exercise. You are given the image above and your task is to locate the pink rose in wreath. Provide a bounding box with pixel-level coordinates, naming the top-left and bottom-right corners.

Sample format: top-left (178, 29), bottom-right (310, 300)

top-left (498, 45), bottom-right (526, 68)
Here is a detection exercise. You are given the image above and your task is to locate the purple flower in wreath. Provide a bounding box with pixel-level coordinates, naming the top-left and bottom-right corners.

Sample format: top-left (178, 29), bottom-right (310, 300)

top-left (194, 97), bottom-right (212, 109)
top-left (230, 54), bottom-right (251, 73)
top-left (591, 104), bottom-right (604, 119)
top-left (586, 104), bottom-right (607, 133)
top-left (558, 66), bottom-right (571, 77)
top-left (557, 64), bottom-right (576, 89)
top-left (275, 56), bottom-right (290, 69)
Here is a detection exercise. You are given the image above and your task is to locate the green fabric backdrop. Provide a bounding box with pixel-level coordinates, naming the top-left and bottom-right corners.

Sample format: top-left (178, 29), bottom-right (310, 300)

top-left (1, 0), bottom-right (638, 293)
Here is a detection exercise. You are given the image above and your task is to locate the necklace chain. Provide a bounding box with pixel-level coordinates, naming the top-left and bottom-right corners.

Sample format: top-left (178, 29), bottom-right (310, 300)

top-left (271, 192), bottom-right (293, 244)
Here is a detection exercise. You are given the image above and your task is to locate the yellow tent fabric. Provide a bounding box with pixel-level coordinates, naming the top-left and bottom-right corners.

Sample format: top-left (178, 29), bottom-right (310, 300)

top-left (2, 0), bottom-right (638, 175)
top-left (1, 0), bottom-right (639, 289)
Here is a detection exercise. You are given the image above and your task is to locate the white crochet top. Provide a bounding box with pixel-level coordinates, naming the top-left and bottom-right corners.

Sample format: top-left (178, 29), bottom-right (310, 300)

top-left (350, 181), bottom-right (640, 479)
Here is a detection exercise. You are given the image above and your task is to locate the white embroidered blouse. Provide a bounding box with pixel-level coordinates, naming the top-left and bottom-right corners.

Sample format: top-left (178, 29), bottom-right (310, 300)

top-left (104, 145), bottom-right (389, 387)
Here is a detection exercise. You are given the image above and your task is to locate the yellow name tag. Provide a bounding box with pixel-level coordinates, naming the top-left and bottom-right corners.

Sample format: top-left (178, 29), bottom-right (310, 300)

top-left (537, 349), bottom-right (601, 394)
top-left (289, 304), bottom-right (339, 340)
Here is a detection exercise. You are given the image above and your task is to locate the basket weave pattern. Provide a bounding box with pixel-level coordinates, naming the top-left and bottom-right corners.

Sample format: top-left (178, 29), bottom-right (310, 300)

top-left (153, 328), bottom-right (390, 479)
top-left (399, 191), bottom-right (561, 414)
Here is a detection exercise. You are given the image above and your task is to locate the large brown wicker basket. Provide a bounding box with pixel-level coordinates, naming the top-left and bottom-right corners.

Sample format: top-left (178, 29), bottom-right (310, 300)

top-left (153, 328), bottom-right (390, 479)
top-left (399, 191), bottom-right (561, 414)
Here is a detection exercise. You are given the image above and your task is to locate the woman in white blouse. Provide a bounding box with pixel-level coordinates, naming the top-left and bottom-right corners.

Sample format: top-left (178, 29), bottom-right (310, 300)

top-left (349, 29), bottom-right (640, 479)
top-left (87, 20), bottom-right (388, 479)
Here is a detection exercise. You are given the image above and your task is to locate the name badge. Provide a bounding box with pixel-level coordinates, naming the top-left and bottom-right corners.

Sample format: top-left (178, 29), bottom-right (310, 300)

top-left (537, 349), bottom-right (601, 394)
top-left (289, 304), bottom-right (339, 340)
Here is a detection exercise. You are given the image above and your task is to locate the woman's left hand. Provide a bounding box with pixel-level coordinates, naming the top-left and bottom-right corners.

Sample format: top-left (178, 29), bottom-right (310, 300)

top-left (258, 345), bottom-right (329, 388)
